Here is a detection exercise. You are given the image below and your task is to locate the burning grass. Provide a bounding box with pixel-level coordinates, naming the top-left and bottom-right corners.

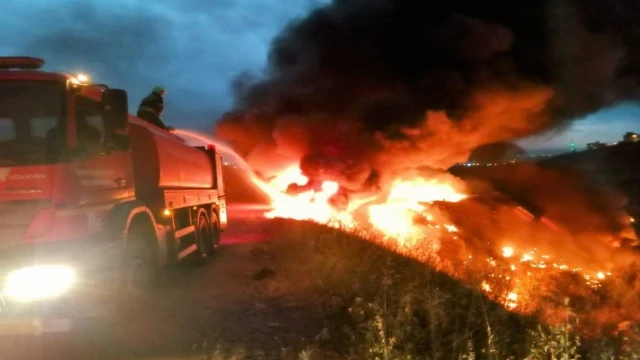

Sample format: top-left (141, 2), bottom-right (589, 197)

top-left (177, 130), bottom-right (640, 357)
top-left (246, 159), bottom-right (640, 327)
top-left (262, 218), bottom-right (640, 359)
top-left (252, 166), bottom-right (640, 326)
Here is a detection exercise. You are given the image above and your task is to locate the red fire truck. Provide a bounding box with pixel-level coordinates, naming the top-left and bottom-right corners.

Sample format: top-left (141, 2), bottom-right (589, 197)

top-left (0, 57), bottom-right (227, 335)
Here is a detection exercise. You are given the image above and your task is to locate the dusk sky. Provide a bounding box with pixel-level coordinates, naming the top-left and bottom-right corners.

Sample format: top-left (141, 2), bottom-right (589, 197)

top-left (517, 101), bottom-right (640, 151)
top-left (1, 0), bottom-right (638, 151)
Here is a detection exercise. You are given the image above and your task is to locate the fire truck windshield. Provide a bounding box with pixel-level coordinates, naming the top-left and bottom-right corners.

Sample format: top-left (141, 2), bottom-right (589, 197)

top-left (0, 81), bottom-right (66, 166)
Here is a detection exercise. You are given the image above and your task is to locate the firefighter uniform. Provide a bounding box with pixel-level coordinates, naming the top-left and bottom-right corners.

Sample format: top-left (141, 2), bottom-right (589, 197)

top-left (137, 86), bottom-right (167, 129)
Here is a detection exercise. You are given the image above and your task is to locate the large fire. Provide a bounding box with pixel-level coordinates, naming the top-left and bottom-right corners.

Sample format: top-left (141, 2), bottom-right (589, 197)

top-left (263, 166), bottom-right (467, 238)
top-left (263, 166), bottom-right (349, 223)
top-left (176, 129), bottom-right (639, 331)
top-left (256, 164), bottom-right (617, 312)
top-left (368, 178), bottom-right (465, 238)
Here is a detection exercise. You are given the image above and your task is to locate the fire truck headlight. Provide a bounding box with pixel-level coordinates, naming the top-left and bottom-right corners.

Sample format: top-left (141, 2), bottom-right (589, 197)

top-left (3, 265), bottom-right (76, 302)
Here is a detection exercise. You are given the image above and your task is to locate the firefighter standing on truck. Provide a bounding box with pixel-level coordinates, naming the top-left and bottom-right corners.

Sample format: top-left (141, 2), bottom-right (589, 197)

top-left (137, 86), bottom-right (168, 129)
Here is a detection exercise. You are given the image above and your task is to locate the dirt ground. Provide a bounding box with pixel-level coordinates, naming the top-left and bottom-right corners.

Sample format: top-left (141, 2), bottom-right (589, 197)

top-left (0, 203), bottom-right (323, 360)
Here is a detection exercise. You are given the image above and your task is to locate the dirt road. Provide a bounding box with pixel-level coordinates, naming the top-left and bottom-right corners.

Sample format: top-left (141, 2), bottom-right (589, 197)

top-left (0, 204), bottom-right (321, 360)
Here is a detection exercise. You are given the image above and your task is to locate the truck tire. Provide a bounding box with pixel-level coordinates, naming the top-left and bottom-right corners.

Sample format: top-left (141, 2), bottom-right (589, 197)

top-left (121, 231), bottom-right (158, 297)
top-left (186, 212), bottom-right (213, 266)
top-left (210, 212), bottom-right (221, 249)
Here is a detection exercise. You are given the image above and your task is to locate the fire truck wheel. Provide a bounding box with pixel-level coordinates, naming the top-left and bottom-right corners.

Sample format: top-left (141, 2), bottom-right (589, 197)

top-left (122, 232), bottom-right (157, 296)
top-left (188, 212), bottom-right (213, 265)
top-left (209, 212), bottom-right (221, 249)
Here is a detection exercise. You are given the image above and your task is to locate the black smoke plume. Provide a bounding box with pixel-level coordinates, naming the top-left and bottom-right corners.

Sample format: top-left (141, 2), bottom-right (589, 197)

top-left (217, 0), bottom-right (639, 192)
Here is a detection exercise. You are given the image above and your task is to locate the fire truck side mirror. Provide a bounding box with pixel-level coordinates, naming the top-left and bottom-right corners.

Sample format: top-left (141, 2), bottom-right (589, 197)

top-left (103, 88), bottom-right (129, 131)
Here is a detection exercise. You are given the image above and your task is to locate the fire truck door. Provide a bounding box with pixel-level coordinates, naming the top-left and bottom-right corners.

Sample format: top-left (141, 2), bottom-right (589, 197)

top-left (69, 96), bottom-right (134, 206)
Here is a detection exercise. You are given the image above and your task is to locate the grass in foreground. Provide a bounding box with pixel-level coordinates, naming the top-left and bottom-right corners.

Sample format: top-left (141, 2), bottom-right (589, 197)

top-left (191, 218), bottom-right (640, 359)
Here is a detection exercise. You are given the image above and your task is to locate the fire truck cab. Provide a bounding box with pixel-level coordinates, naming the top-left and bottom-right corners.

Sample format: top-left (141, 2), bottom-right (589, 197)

top-left (0, 57), bottom-right (227, 334)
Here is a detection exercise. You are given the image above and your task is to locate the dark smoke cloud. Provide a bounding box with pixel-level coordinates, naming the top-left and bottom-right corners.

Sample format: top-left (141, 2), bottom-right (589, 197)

top-left (467, 142), bottom-right (527, 164)
top-left (217, 0), bottom-right (639, 191)
top-left (13, 1), bottom-right (202, 125)
top-left (5, 0), bottom-right (322, 128)
top-left (20, 2), bottom-right (169, 89)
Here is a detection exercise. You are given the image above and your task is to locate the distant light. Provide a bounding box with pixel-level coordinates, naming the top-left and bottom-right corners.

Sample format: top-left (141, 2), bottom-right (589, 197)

top-left (163, 209), bottom-right (171, 216)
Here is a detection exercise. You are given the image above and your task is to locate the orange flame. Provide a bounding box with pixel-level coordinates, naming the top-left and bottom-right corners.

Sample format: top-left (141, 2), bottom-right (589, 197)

top-left (175, 129), bottom-right (632, 324)
top-left (368, 178), bottom-right (467, 238)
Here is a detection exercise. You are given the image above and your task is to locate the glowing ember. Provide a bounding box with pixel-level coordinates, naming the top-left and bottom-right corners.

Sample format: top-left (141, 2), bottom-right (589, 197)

top-left (521, 253), bottom-right (534, 262)
top-left (506, 292), bottom-right (518, 309)
top-left (444, 224), bottom-right (458, 232)
top-left (502, 246), bottom-right (514, 258)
